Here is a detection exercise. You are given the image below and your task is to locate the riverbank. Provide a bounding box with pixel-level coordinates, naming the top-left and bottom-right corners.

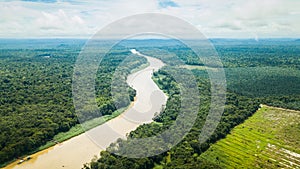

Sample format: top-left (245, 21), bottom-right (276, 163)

top-left (35, 60), bottom-right (150, 152)
top-left (1, 106), bottom-right (130, 169)
top-left (3, 51), bottom-right (167, 169)
top-left (1, 61), bottom-right (149, 169)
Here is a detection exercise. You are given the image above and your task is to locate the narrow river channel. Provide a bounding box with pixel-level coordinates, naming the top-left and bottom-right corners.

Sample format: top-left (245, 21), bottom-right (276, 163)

top-left (4, 50), bottom-right (168, 169)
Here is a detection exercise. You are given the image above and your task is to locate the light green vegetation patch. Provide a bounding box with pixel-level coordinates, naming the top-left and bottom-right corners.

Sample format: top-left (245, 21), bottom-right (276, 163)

top-left (130, 61), bottom-right (150, 73)
top-left (179, 65), bottom-right (208, 70)
top-left (37, 107), bottom-right (128, 151)
top-left (200, 105), bottom-right (300, 169)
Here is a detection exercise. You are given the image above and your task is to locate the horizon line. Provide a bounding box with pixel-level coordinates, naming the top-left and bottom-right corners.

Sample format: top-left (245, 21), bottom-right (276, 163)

top-left (0, 37), bottom-right (299, 40)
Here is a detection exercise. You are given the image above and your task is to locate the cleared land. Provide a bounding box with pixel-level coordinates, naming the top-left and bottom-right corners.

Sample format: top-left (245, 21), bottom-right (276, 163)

top-left (200, 105), bottom-right (300, 169)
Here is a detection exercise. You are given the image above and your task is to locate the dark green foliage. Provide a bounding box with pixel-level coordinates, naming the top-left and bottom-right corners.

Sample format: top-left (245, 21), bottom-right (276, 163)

top-left (214, 39), bottom-right (300, 69)
top-left (192, 67), bottom-right (300, 110)
top-left (190, 39), bottom-right (300, 110)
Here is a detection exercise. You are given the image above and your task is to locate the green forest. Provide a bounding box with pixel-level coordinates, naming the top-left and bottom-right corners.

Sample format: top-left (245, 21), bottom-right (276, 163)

top-left (0, 40), bottom-right (147, 165)
top-left (0, 39), bottom-right (299, 168)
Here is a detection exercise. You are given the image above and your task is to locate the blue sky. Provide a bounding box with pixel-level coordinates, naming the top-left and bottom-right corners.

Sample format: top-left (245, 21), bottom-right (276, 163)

top-left (0, 0), bottom-right (299, 38)
top-left (158, 0), bottom-right (179, 8)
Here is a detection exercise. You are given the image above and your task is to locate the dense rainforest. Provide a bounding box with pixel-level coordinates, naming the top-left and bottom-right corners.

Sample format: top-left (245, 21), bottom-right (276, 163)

top-left (0, 39), bottom-right (299, 168)
top-left (0, 40), bottom-right (147, 165)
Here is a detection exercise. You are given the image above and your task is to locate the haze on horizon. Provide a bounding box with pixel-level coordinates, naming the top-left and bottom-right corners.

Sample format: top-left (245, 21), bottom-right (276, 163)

top-left (0, 0), bottom-right (299, 39)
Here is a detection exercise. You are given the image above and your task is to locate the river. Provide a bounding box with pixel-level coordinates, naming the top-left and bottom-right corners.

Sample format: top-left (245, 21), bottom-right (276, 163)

top-left (4, 50), bottom-right (167, 169)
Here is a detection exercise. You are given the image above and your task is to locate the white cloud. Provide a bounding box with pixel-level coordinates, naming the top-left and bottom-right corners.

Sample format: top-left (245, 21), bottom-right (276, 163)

top-left (0, 0), bottom-right (299, 38)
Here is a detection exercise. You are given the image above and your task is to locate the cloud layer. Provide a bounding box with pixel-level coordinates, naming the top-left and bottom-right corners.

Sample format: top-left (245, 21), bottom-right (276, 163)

top-left (0, 0), bottom-right (299, 38)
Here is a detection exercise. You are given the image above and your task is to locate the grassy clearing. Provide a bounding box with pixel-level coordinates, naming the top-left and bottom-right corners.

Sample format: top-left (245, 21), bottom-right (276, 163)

top-left (200, 105), bottom-right (300, 169)
top-left (37, 107), bottom-right (128, 151)
top-left (179, 65), bottom-right (219, 71)
top-left (179, 65), bottom-right (208, 70)
top-left (130, 61), bottom-right (150, 73)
